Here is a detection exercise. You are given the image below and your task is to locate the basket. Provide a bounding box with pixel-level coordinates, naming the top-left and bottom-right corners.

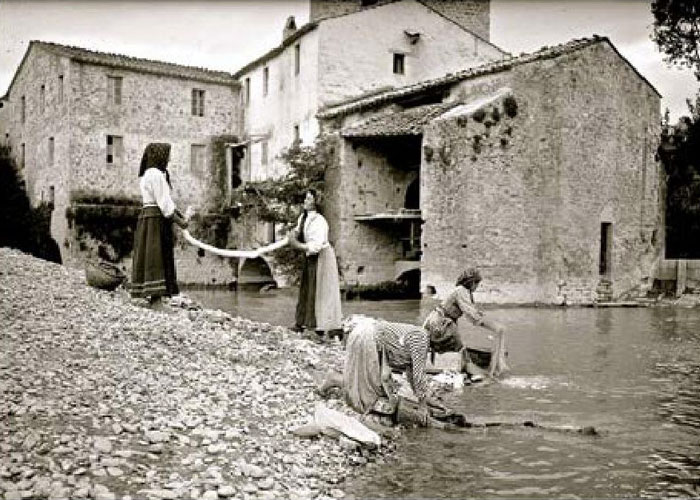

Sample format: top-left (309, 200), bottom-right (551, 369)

top-left (86, 261), bottom-right (126, 291)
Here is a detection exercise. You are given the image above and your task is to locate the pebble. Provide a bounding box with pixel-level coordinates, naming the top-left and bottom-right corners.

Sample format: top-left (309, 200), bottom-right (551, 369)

top-left (0, 249), bottom-right (396, 500)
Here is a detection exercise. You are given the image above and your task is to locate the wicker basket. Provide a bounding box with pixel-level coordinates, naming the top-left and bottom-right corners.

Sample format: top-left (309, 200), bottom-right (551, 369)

top-left (86, 261), bottom-right (126, 291)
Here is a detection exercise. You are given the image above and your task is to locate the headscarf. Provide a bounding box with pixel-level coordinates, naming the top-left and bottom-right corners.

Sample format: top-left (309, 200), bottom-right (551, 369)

top-left (456, 267), bottom-right (481, 303)
top-left (138, 143), bottom-right (172, 186)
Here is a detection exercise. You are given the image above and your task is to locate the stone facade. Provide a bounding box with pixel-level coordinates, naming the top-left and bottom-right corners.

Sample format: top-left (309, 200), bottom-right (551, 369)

top-left (236, 0), bottom-right (505, 186)
top-left (309, 0), bottom-right (491, 42)
top-left (4, 41), bottom-right (241, 285)
top-left (322, 37), bottom-right (664, 304)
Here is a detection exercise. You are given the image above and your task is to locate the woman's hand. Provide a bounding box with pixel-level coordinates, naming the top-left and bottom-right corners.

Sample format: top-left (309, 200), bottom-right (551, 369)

top-left (172, 211), bottom-right (189, 230)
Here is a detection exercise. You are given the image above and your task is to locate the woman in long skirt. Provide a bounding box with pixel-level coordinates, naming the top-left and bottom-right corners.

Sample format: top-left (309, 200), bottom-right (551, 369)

top-left (130, 142), bottom-right (188, 306)
top-left (289, 189), bottom-right (342, 342)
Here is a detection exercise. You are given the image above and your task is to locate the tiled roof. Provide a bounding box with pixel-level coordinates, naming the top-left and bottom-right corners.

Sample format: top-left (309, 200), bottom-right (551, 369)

top-left (341, 101), bottom-right (459, 138)
top-left (31, 41), bottom-right (238, 86)
top-left (233, 23), bottom-right (318, 78)
top-left (319, 35), bottom-right (660, 119)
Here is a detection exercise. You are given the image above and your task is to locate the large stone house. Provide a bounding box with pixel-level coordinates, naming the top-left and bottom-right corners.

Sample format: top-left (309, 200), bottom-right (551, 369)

top-left (234, 0), bottom-right (504, 186)
top-left (1, 1), bottom-right (665, 302)
top-left (2, 41), bottom-right (241, 284)
top-left (319, 36), bottom-right (663, 303)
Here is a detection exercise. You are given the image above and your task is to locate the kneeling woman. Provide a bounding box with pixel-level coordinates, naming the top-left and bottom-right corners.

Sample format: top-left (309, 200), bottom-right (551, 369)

top-left (323, 315), bottom-right (461, 425)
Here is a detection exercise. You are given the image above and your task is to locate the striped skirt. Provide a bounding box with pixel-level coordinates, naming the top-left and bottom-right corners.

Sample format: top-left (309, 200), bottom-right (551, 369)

top-left (130, 206), bottom-right (179, 299)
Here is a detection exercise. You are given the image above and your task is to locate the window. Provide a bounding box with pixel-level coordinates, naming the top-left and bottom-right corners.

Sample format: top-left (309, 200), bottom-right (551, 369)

top-left (293, 125), bottom-right (300, 145)
top-left (58, 75), bottom-right (64, 104)
top-left (393, 53), bottom-right (405, 74)
top-left (294, 43), bottom-right (300, 75)
top-left (40, 85), bottom-right (45, 113)
top-left (20, 143), bottom-right (25, 169)
top-left (21, 96), bottom-right (26, 124)
top-left (48, 137), bottom-right (54, 165)
top-left (244, 78), bottom-right (250, 106)
top-left (190, 144), bottom-right (206, 176)
top-left (107, 76), bottom-right (122, 105)
top-left (261, 140), bottom-right (268, 165)
top-left (191, 88), bottom-right (205, 116)
top-left (106, 135), bottom-right (123, 166)
top-left (263, 67), bottom-right (269, 97)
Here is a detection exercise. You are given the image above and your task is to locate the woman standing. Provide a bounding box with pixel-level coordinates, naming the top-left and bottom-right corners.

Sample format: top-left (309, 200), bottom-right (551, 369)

top-left (289, 189), bottom-right (342, 341)
top-left (423, 268), bottom-right (509, 377)
top-left (130, 143), bottom-right (188, 307)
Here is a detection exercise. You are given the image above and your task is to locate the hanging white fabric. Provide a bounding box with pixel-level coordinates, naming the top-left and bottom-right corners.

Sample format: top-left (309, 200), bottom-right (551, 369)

top-left (180, 230), bottom-right (289, 259)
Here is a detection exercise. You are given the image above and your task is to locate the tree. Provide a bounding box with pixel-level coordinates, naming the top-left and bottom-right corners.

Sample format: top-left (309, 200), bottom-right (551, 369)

top-left (232, 138), bottom-right (332, 281)
top-left (652, 0), bottom-right (700, 79)
top-left (0, 146), bottom-right (62, 263)
top-left (658, 94), bottom-right (700, 258)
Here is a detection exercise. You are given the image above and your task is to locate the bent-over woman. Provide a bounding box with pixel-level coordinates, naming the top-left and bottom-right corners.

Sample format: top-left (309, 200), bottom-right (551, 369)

top-left (423, 268), bottom-right (509, 377)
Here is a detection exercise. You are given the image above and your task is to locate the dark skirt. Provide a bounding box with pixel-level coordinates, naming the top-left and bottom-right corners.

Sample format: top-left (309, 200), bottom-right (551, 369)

top-left (130, 206), bottom-right (179, 299)
top-left (295, 254), bottom-right (318, 329)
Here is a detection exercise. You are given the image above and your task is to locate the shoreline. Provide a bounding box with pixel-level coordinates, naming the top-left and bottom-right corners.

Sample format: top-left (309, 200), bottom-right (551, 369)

top-left (0, 248), bottom-right (395, 500)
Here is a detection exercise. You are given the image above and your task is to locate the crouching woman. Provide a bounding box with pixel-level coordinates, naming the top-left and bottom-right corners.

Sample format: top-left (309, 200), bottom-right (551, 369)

top-left (321, 316), bottom-right (461, 426)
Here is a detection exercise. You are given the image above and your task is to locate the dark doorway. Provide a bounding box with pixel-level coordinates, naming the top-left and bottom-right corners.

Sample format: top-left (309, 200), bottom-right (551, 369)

top-left (599, 222), bottom-right (612, 276)
top-left (405, 177), bottom-right (419, 209)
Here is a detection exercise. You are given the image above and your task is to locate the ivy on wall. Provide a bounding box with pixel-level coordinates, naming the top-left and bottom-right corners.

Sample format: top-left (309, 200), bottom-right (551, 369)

top-left (66, 191), bottom-right (141, 262)
top-left (230, 137), bottom-right (333, 281)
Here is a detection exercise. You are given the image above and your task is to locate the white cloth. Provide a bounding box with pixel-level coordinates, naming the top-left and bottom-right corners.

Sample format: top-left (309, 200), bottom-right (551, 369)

top-left (140, 168), bottom-right (176, 217)
top-left (181, 232), bottom-right (289, 259)
top-left (296, 211), bottom-right (329, 255)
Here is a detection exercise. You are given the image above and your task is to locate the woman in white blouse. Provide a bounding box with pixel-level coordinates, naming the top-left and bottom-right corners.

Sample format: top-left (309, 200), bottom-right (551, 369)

top-left (130, 143), bottom-right (188, 306)
top-left (289, 189), bottom-right (342, 341)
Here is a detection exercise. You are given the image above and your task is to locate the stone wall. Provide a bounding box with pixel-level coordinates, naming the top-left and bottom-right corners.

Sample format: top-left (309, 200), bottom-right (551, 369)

top-left (5, 44), bottom-right (241, 285)
top-left (324, 133), bottom-right (420, 285)
top-left (310, 0), bottom-right (491, 41)
top-left (238, 29), bottom-right (321, 182)
top-left (317, 0), bottom-right (503, 107)
top-left (421, 42), bottom-right (662, 303)
top-left (3, 46), bottom-right (73, 258)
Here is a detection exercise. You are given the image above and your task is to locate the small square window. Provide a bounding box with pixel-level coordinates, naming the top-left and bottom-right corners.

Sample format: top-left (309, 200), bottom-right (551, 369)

top-left (393, 53), bottom-right (405, 75)
top-left (191, 144), bottom-right (206, 176)
top-left (106, 135), bottom-right (123, 166)
top-left (263, 67), bottom-right (269, 97)
top-left (107, 76), bottom-right (122, 105)
top-left (294, 44), bottom-right (300, 75)
top-left (192, 89), bottom-right (205, 116)
top-left (58, 75), bottom-right (64, 104)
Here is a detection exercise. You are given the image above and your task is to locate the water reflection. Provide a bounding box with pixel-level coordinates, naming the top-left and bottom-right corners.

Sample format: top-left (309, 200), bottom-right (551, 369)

top-left (189, 288), bottom-right (700, 499)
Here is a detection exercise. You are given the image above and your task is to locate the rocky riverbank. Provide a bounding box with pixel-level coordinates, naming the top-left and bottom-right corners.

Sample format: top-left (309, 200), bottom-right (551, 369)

top-left (0, 248), bottom-right (395, 500)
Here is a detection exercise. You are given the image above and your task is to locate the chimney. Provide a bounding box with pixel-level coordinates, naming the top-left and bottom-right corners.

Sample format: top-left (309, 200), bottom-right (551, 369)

top-left (283, 16), bottom-right (297, 41)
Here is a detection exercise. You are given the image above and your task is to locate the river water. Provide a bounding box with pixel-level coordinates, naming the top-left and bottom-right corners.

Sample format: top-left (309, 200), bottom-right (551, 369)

top-left (188, 287), bottom-right (700, 499)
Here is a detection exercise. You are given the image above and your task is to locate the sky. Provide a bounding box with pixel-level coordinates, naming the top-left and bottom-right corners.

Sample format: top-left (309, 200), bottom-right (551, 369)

top-left (0, 0), bottom-right (697, 121)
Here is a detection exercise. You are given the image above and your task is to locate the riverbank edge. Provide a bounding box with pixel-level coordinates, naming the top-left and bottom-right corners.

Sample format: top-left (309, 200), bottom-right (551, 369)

top-left (0, 248), bottom-right (399, 500)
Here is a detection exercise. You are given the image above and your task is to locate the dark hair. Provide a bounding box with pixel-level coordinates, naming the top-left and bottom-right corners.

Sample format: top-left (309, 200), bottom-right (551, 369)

top-left (304, 188), bottom-right (322, 214)
top-left (138, 143), bottom-right (172, 186)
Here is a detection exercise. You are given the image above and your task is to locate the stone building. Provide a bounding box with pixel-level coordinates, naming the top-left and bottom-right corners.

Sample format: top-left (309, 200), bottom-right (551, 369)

top-left (320, 36), bottom-right (664, 304)
top-left (2, 41), bottom-right (241, 284)
top-left (234, 0), bottom-right (504, 188)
